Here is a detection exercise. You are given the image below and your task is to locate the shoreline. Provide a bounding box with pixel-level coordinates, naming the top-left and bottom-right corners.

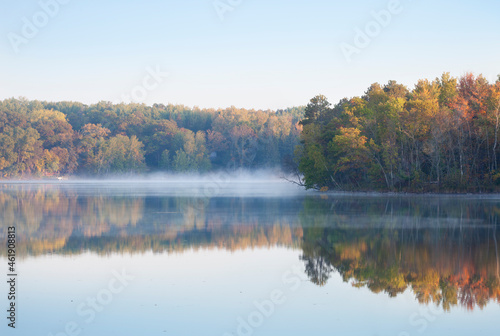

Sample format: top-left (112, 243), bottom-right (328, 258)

top-left (1, 178), bottom-right (500, 197)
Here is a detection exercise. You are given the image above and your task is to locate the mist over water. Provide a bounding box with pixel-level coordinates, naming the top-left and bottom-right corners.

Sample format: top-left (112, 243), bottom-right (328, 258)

top-left (2, 169), bottom-right (310, 197)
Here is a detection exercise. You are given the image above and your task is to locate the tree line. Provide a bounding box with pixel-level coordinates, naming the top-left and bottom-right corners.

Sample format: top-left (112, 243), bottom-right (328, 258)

top-left (296, 73), bottom-right (500, 192)
top-left (0, 99), bottom-right (303, 177)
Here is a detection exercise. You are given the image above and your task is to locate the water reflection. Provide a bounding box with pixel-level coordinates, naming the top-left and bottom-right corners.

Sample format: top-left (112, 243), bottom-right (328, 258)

top-left (0, 184), bottom-right (499, 311)
top-left (300, 196), bottom-right (500, 310)
top-left (0, 183), bottom-right (304, 255)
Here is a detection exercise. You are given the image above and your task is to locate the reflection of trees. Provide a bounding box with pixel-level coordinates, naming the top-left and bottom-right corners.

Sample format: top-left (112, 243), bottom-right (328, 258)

top-left (79, 196), bottom-right (143, 237)
top-left (300, 226), bottom-right (500, 310)
top-left (301, 253), bottom-right (332, 287)
top-left (298, 196), bottom-right (500, 310)
top-left (0, 185), bottom-right (302, 256)
top-left (2, 186), bottom-right (500, 310)
top-left (299, 228), bottom-right (333, 286)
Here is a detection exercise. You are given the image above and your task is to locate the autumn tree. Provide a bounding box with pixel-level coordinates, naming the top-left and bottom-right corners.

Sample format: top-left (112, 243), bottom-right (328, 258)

top-left (297, 73), bottom-right (500, 192)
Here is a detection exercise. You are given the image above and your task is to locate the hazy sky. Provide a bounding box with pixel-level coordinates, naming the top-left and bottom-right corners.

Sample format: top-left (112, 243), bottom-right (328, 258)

top-left (1, 0), bottom-right (499, 110)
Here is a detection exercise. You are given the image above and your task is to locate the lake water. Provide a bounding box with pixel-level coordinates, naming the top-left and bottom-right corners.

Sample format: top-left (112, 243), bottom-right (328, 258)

top-left (1, 180), bottom-right (499, 336)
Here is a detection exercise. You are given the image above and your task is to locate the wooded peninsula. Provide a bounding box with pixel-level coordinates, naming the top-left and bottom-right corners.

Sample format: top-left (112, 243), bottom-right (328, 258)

top-left (298, 73), bottom-right (500, 192)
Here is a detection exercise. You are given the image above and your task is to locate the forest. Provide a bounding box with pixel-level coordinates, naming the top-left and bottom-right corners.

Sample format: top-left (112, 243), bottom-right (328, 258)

top-left (0, 98), bottom-right (303, 177)
top-left (296, 73), bottom-right (500, 192)
top-left (3, 72), bottom-right (500, 193)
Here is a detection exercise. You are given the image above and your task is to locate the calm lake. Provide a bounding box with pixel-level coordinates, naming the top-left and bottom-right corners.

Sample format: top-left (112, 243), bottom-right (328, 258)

top-left (1, 179), bottom-right (499, 336)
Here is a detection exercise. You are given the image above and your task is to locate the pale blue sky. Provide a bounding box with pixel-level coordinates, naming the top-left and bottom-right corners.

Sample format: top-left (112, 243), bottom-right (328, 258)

top-left (1, 0), bottom-right (499, 110)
